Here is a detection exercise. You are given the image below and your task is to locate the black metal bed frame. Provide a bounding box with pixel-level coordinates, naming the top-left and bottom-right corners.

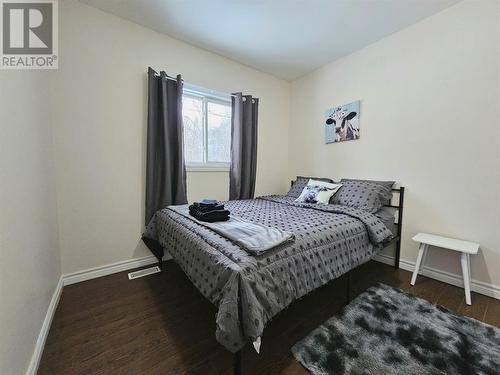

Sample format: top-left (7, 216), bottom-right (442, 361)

top-left (382, 185), bottom-right (405, 270)
top-left (146, 184), bottom-right (405, 375)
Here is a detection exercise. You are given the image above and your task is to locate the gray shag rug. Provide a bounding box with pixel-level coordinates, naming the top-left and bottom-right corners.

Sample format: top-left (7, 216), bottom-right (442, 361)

top-left (292, 284), bottom-right (500, 375)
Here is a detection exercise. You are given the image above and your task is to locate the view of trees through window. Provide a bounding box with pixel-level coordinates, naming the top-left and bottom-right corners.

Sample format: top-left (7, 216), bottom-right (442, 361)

top-left (182, 93), bottom-right (231, 165)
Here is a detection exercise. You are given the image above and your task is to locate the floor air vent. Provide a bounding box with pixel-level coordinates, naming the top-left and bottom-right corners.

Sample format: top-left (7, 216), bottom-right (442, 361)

top-left (128, 266), bottom-right (161, 280)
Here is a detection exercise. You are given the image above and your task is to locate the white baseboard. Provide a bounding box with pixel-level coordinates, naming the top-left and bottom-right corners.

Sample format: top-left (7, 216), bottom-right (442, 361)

top-left (25, 253), bottom-right (171, 375)
top-left (374, 253), bottom-right (500, 300)
top-left (26, 277), bottom-right (63, 375)
top-left (62, 255), bottom-right (163, 286)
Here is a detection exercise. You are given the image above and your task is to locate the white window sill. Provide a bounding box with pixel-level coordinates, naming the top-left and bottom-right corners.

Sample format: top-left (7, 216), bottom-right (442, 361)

top-left (186, 164), bottom-right (230, 172)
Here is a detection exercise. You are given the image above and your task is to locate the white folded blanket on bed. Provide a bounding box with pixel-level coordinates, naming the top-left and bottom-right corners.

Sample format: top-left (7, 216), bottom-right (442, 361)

top-left (168, 205), bottom-right (294, 255)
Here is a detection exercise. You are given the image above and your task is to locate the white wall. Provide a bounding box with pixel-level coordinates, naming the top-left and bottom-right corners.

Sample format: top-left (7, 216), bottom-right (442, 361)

top-left (53, 0), bottom-right (290, 274)
top-left (0, 72), bottom-right (61, 374)
top-left (289, 0), bottom-right (500, 287)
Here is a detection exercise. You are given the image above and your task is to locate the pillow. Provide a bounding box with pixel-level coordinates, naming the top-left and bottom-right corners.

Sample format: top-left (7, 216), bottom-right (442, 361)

top-left (340, 178), bottom-right (394, 205)
top-left (330, 180), bottom-right (392, 212)
top-left (295, 180), bottom-right (342, 204)
top-left (287, 176), bottom-right (334, 198)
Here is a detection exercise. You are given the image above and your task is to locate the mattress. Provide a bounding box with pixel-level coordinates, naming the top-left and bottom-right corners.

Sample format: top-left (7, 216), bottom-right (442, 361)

top-left (144, 195), bottom-right (393, 352)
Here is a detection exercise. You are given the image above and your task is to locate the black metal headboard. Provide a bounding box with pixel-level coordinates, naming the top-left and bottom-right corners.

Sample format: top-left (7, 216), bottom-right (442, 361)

top-left (387, 186), bottom-right (405, 268)
top-left (380, 186), bottom-right (405, 233)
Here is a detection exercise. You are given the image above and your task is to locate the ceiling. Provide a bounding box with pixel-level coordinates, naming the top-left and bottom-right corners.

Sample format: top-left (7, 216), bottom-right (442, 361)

top-left (79, 0), bottom-right (460, 81)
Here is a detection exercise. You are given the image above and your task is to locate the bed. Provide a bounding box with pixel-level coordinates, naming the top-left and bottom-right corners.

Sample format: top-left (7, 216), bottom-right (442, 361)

top-left (143, 181), bottom-right (405, 374)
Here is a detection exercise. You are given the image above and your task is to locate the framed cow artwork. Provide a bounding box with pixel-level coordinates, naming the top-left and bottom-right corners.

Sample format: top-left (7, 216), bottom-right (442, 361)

top-left (325, 100), bottom-right (360, 144)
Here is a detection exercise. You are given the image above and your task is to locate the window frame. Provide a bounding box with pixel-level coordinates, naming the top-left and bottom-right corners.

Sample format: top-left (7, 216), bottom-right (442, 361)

top-left (182, 84), bottom-right (232, 172)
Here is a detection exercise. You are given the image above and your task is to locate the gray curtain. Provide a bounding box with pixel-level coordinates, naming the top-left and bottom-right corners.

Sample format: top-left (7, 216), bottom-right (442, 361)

top-left (145, 67), bottom-right (187, 224)
top-left (229, 93), bottom-right (259, 200)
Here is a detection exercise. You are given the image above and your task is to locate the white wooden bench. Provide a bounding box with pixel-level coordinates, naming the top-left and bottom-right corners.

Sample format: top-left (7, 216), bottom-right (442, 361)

top-left (411, 233), bottom-right (479, 305)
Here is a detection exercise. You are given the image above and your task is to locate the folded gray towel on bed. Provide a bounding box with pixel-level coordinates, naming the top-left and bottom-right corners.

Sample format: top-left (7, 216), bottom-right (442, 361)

top-left (168, 204), bottom-right (294, 255)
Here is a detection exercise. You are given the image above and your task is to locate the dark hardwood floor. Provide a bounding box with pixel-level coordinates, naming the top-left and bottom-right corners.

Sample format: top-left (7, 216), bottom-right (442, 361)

top-left (38, 260), bottom-right (500, 375)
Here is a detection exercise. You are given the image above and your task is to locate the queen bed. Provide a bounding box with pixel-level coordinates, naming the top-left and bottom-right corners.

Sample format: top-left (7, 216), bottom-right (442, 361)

top-left (143, 178), bottom-right (405, 374)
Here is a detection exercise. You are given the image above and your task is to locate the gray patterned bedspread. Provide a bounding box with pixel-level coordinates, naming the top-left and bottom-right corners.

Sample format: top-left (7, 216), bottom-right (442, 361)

top-left (144, 195), bottom-right (393, 352)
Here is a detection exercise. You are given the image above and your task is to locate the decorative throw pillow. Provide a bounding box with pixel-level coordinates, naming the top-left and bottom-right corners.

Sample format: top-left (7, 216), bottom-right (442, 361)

top-left (340, 178), bottom-right (394, 205)
top-left (295, 180), bottom-right (342, 204)
top-left (330, 180), bottom-right (392, 212)
top-left (287, 176), bottom-right (335, 198)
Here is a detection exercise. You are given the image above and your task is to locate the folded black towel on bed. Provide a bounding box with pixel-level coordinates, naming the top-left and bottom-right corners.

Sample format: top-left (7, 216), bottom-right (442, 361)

top-left (197, 199), bottom-right (219, 206)
top-left (189, 200), bottom-right (230, 222)
top-left (189, 208), bottom-right (231, 222)
top-left (190, 202), bottom-right (225, 213)
top-left (190, 210), bottom-right (230, 223)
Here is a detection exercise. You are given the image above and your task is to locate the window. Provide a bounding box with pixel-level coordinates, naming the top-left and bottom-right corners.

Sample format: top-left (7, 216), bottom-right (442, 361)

top-left (182, 84), bottom-right (231, 171)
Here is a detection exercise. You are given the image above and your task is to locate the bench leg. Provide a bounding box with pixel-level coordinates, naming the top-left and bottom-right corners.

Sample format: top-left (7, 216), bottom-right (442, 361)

top-left (467, 253), bottom-right (472, 287)
top-left (410, 243), bottom-right (427, 286)
top-left (461, 253), bottom-right (472, 305)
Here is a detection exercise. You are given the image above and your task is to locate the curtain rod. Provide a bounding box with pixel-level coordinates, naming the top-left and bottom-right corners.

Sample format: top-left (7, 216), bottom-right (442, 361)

top-left (148, 69), bottom-right (257, 100)
top-left (150, 71), bottom-right (181, 82)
